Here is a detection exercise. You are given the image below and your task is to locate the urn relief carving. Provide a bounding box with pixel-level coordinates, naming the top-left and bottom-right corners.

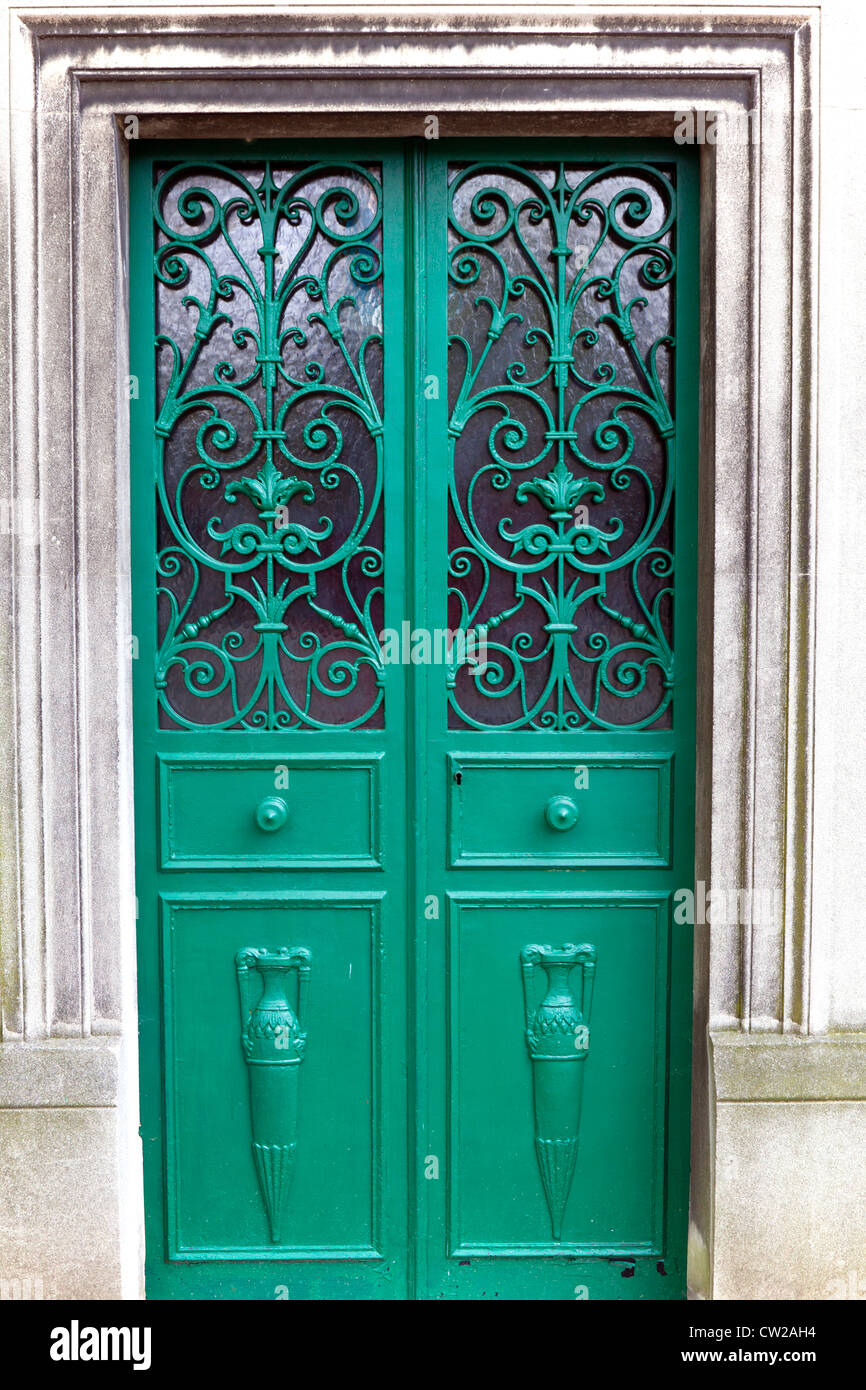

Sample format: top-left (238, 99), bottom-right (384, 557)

top-left (521, 942), bottom-right (597, 1241)
top-left (235, 945), bottom-right (311, 1243)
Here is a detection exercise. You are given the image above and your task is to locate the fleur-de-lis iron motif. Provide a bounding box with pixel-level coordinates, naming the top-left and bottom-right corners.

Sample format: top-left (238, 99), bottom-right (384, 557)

top-left (153, 161), bottom-right (385, 728)
top-left (521, 942), bottom-right (597, 1241)
top-left (448, 162), bottom-right (676, 729)
top-left (236, 946), bottom-right (311, 1243)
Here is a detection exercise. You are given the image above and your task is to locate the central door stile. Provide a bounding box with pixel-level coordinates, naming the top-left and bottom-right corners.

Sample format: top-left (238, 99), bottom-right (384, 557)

top-left (412, 142), bottom-right (451, 1301)
top-left (378, 147), bottom-right (413, 1297)
top-left (405, 141), bottom-right (426, 1304)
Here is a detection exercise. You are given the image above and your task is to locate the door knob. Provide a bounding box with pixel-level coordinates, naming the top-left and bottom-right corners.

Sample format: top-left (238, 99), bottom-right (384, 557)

top-left (544, 795), bottom-right (579, 831)
top-left (255, 795), bottom-right (289, 832)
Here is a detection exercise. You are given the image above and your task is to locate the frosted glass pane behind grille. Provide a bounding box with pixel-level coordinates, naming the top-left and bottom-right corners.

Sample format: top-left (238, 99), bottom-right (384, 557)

top-left (153, 161), bottom-right (385, 730)
top-left (447, 162), bottom-right (676, 730)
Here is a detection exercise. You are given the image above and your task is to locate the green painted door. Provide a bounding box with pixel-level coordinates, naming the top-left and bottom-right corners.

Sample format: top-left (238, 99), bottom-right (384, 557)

top-left (131, 140), bottom-right (698, 1300)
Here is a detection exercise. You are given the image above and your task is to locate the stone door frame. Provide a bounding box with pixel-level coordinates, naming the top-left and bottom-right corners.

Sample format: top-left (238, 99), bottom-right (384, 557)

top-left (0, 5), bottom-right (819, 1298)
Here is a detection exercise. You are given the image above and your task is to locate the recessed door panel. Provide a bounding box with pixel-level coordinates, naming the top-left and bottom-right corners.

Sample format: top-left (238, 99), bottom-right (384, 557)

top-left (446, 894), bottom-right (669, 1255)
top-left (158, 753), bottom-right (383, 869)
top-left (162, 893), bottom-right (383, 1259)
top-left (448, 752), bottom-right (672, 867)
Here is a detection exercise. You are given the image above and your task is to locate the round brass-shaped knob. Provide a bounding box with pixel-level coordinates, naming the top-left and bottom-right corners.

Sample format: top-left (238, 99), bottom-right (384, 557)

top-left (255, 795), bottom-right (289, 833)
top-left (544, 795), bottom-right (579, 832)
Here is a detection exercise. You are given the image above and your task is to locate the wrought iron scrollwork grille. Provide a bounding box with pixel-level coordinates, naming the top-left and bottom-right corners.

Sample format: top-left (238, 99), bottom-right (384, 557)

top-left (447, 161), bottom-right (678, 731)
top-left (152, 160), bottom-right (385, 730)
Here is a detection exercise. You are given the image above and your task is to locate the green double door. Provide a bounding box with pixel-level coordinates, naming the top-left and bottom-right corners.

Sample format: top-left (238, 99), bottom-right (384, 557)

top-left (131, 139), bottom-right (698, 1300)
